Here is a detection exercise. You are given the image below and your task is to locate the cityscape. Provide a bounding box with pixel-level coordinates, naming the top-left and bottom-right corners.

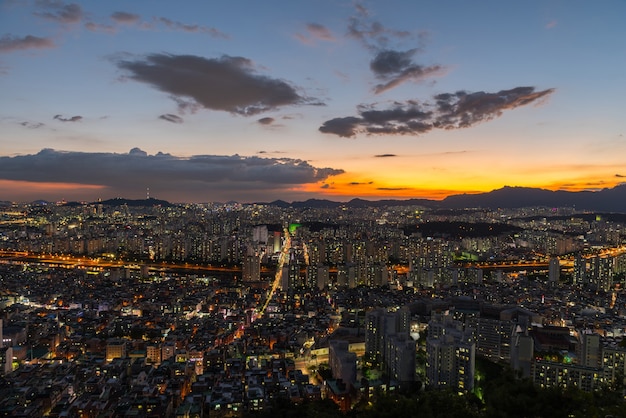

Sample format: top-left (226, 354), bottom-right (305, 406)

top-left (2, 0), bottom-right (626, 416)
top-left (1, 196), bottom-right (626, 416)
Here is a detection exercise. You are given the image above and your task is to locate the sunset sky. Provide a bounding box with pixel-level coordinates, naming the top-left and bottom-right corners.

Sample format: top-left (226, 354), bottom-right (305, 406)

top-left (1, 0), bottom-right (625, 203)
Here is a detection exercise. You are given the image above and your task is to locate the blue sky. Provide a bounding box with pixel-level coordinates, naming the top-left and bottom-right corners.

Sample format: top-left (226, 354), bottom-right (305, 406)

top-left (1, 0), bottom-right (625, 203)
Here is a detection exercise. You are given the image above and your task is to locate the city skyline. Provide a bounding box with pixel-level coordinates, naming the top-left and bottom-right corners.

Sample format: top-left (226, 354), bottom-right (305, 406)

top-left (1, 0), bottom-right (625, 203)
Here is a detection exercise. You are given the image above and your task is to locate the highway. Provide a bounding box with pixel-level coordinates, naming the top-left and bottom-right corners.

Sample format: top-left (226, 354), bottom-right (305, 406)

top-left (0, 250), bottom-right (243, 275)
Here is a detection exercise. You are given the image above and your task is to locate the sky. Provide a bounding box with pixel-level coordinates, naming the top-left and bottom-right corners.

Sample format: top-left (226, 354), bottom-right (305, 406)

top-left (1, 0), bottom-right (625, 204)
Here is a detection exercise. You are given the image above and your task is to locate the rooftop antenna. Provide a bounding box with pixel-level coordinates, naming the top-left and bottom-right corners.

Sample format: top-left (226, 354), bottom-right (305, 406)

top-left (147, 187), bottom-right (150, 200)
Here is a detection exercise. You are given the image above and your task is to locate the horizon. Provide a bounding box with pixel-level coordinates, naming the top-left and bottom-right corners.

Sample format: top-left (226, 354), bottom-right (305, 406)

top-left (2, 183), bottom-right (624, 207)
top-left (1, 1), bottom-right (625, 203)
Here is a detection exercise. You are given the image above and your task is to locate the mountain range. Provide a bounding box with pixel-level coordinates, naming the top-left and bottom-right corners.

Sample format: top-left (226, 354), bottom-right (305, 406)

top-left (2, 184), bottom-right (624, 213)
top-left (266, 184), bottom-right (626, 213)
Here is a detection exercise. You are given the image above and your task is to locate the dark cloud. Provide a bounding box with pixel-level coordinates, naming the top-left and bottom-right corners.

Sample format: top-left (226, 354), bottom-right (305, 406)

top-left (111, 11), bottom-right (140, 24)
top-left (257, 150), bottom-right (286, 155)
top-left (433, 87), bottom-right (555, 129)
top-left (370, 49), bottom-right (415, 76)
top-left (318, 116), bottom-right (362, 138)
top-left (157, 17), bottom-right (228, 38)
top-left (347, 5), bottom-right (441, 93)
top-left (616, 174), bottom-right (625, 178)
top-left (374, 154), bottom-right (396, 158)
top-left (376, 187), bottom-right (410, 191)
top-left (34, 0), bottom-right (83, 23)
top-left (371, 49), bottom-right (445, 94)
top-left (158, 114), bottom-right (183, 124)
top-left (349, 181), bottom-right (373, 185)
top-left (0, 35), bottom-right (55, 53)
top-left (347, 5), bottom-right (411, 51)
top-left (0, 149), bottom-right (344, 202)
top-left (116, 53), bottom-right (320, 116)
top-left (20, 121), bottom-right (45, 129)
top-left (257, 117), bottom-right (275, 125)
top-left (53, 114), bottom-right (82, 122)
top-left (320, 86), bottom-right (555, 137)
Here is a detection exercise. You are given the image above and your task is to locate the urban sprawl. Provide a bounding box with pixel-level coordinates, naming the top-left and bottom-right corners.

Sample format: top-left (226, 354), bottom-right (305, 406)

top-left (1, 200), bottom-right (626, 416)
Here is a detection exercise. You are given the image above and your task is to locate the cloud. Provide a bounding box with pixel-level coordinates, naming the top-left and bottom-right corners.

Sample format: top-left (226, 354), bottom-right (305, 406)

top-left (374, 154), bottom-right (396, 158)
top-left (53, 114), bottom-right (82, 122)
top-left (20, 121), bottom-right (45, 129)
top-left (158, 114), bottom-right (183, 124)
top-left (545, 20), bottom-right (558, 29)
top-left (433, 87), bottom-right (555, 128)
top-left (257, 117), bottom-right (275, 125)
top-left (347, 4), bottom-right (440, 93)
top-left (116, 53), bottom-right (320, 115)
top-left (295, 23), bottom-right (335, 45)
top-left (320, 86), bottom-right (555, 137)
top-left (257, 150), bottom-right (286, 155)
top-left (0, 35), bottom-right (55, 53)
top-left (347, 4), bottom-right (411, 51)
top-left (157, 17), bottom-right (228, 38)
top-left (34, 0), bottom-right (83, 24)
top-left (319, 116), bottom-right (363, 138)
top-left (616, 174), bottom-right (625, 178)
top-left (371, 49), bottom-right (445, 93)
top-left (84, 22), bottom-right (116, 33)
top-left (0, 149), bottom-right (344, 202)
top-left (111, 11), bottom-right (140, 24)
top-left (376, 187), bottom-right (410, 191)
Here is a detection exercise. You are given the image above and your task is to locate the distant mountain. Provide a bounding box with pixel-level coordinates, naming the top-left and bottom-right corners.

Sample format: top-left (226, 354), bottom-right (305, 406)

top-left (15, 184), bottom-right (624, 212)
top-left (291, 199), bottom-right (344, 209)
top-left (347, 198), bottom-right (439, 208)
top-left (259, 197), bottom-right (439, 209)
top-left (257, 184), bottom-right (626, 212)
top-left (97, 197), bottom-right (172, 207)
top-left (442, 185), bottom-right (626, 212)
top-left (266, 199), bottom-right (293, 208)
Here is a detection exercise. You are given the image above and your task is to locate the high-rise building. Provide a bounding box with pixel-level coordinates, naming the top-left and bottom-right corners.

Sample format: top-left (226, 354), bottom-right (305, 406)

top-left (329, 340), bottom-right (357, 388)
top-left (365, 307), bottom-right (411, 365)
top-left (242, 254), bottom-right (261, 282)
top-left (252, 225), bottom-right (268, 244)
top-left (532, 360), bottom-right (604, 392)
top-left (306, 264), bottom-right (330, 289)
top-left (467, 316), bottom-right (514, 361)
top-left (579, 331), bottom-right (601, 368)
top-left (0, 346), bottom-right (13, 376)
top-left (385, 333), bottom-right (416, 382)
top-left (426, 312), bottom-right (475, 393)
top-left (602, 345), bottom-right (626, 387)
top-left (573, 253), bottom-right (586, 285)
top-left (510, 328), bottom-right (534, 378)
top-left (589, 256), bottom-right (614, 291)
top-left (548, 256), bottom-right (560, 284)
